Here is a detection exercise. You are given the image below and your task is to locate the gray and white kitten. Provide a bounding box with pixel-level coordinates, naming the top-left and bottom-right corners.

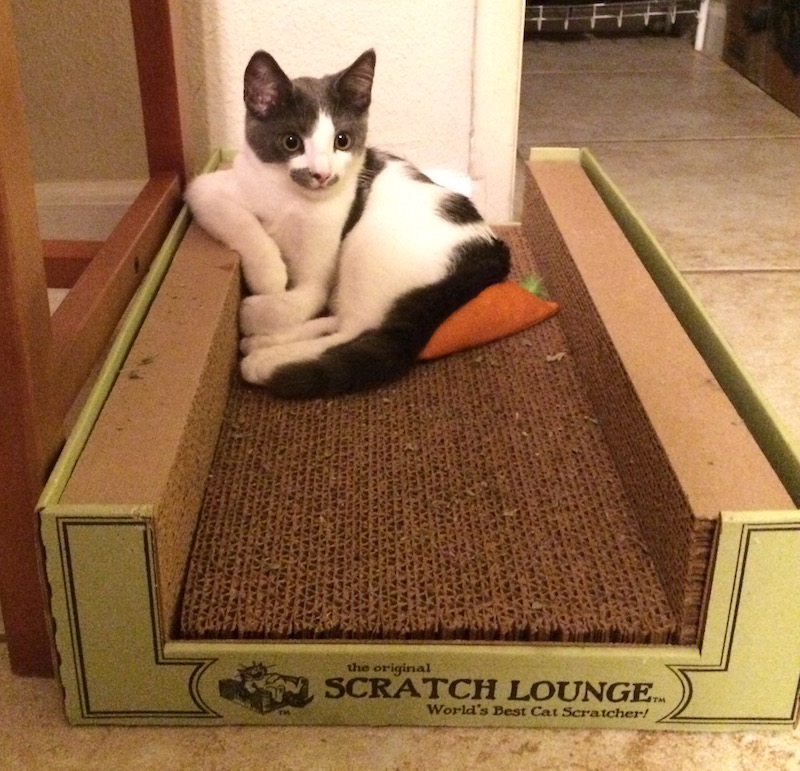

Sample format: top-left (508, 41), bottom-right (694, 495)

top-left (186, 49), bottom-right (510, 398)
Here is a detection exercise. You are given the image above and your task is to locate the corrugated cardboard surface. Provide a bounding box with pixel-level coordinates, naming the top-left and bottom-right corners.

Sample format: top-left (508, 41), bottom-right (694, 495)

top-left (179, 160), bottom-right (791, 645)
top-left (181, 225), bottom-right (682, 644)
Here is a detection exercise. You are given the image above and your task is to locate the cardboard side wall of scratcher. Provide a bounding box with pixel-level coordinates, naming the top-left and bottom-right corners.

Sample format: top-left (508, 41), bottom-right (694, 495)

top-left (522, 158), bottom-right (795, 643)
top-left (60, 223), bottom-right (241, 637)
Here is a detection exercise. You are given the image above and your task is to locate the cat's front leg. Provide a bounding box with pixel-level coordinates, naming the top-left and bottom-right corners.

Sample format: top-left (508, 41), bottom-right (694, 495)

top-left (236, 233), bottom-right (288, 296)
top-left (185, 172), bottom-right (288, 295)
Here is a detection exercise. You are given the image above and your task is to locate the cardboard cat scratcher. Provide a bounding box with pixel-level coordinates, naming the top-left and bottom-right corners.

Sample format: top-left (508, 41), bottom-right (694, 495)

top-left (38, 149), bottom-right (800, 729)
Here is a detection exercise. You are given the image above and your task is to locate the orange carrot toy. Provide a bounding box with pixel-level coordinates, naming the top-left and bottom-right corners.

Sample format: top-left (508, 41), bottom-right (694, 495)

top-left (418, 278), bottom-right (559, 360)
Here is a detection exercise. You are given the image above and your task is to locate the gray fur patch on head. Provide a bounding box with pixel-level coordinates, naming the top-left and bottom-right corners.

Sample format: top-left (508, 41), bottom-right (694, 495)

top-left (243, 50), bottom-right (376, 167)
top-left (245, 79), bottom-right (320, 164)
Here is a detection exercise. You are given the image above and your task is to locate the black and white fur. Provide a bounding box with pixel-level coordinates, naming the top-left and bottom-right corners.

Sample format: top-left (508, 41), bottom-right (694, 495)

top-left (186, 49), bottom-right (510, 398)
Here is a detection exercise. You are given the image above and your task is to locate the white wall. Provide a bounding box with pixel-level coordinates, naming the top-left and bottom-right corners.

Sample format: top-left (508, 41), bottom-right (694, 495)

top-left (180, 0), bottom-right (478, 177)
top-left (181, 0), bottom-right (524, 218)
top-left (471, 0), bottom-right (524, 221)
top-left (13, 0), bottom-right (523, 219)
top-left (11, 0), bottom-right (148, 182)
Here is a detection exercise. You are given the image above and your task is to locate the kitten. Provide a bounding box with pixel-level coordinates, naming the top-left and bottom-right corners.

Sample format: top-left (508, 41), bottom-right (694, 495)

top-left (185, 49), bottom-right (510, 398)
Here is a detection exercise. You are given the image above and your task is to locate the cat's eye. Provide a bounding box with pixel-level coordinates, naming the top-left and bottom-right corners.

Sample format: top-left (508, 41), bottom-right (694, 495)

top-left (282, 134), bottom-right (303, 153)
top-left (334, 132), bottom-right (352, 151)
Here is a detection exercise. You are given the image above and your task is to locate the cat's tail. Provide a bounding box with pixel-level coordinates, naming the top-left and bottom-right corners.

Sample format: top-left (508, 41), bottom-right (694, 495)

top-left (259, 236), bottom-right (511, 399)
top-left (263, 326), bottom-right (429, 398)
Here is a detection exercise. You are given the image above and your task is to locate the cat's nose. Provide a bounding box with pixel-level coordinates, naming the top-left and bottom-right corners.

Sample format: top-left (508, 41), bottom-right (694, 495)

top-left (313, 171), bottom-right (331, 185)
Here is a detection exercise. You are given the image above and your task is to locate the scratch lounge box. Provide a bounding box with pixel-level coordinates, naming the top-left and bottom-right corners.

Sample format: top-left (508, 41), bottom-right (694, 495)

top-left (39, 148), bottom-right (800, 729)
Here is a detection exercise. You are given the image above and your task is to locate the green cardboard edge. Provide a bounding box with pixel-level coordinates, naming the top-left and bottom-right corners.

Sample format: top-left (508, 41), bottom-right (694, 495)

top-left (42, 509), bottom-right (800, 728)
top-left (38, 151), bottom-right (224, 510)
top-left (530, 147), bottom-right (800, 506)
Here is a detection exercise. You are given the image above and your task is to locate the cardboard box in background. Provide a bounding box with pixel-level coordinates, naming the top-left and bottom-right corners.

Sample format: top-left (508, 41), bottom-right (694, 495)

top-left (724, 0), bottom-right (800, 116)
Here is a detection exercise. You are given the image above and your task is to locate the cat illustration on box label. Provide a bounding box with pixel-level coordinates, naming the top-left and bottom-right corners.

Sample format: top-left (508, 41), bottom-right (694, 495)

top-left (219, 662), bottom-right (314, 714)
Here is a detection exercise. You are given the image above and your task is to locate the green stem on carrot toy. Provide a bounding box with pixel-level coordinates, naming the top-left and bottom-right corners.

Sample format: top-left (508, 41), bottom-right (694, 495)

top-left (519, 274), bottom-right (550, 300)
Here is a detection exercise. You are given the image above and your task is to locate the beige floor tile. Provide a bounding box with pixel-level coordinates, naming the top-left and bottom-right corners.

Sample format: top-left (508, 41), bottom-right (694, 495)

top-left (683, 271), bottom-right (800, 448)
top-left (588, 138), bottom-right (800, 271)
top-left (519, 68), bottom-right (800, 145)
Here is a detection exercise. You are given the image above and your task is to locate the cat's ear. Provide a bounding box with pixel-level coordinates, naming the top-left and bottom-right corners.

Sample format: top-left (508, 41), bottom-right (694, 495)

top-left (244, 51), bottom-right (292, 119)
top-left (334, 49), bottom-right (376, 112)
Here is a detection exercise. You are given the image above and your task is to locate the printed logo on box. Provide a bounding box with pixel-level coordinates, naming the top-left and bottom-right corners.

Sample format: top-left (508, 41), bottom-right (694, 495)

top-left (219, 662), bottom-right (314, 715)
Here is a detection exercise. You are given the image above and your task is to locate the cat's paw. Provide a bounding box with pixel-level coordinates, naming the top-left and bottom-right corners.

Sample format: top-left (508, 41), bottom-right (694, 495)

top-left (240, 347), bottom-right (281, 385)
top-left (240, 334), bottom-right (277, 355)
top-left (239, 289), bottom-right (322, 336)
top-left (240, 294), bottom-right (299, 335)
top-left (240, 314), bottom-right (340, 355)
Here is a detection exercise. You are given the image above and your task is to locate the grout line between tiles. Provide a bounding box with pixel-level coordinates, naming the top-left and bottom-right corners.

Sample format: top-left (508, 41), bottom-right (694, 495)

top-left (586, 134), bottom-right (800, 143)
top-left (518, 135), bottom-right (800, 148)
top-left (520, 67), bottom-right (730, 76)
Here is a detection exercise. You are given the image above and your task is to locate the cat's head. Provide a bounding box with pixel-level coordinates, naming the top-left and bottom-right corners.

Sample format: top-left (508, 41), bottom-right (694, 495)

top-left (243, 49), bottom-right (375, 192)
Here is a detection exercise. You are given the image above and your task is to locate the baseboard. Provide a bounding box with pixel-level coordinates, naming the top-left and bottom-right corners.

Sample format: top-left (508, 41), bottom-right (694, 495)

top-left (35, 179), bottom-right (147, 241)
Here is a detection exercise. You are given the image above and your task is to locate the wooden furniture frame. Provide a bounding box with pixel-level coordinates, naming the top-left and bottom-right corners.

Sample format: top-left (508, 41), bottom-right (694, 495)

top-left (0, 0), bottom-right (187, 676)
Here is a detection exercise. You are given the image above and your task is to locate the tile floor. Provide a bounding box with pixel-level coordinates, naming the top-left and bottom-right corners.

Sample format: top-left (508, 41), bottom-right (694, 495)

top-left (3, 32), bottom-right (799, 771)
top-left (517, 33), bottom-right (800, 454)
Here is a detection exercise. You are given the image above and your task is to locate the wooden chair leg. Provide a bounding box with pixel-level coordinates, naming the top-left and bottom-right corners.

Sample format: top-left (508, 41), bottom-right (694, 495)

top-left (0, 0), bottom-right (61, 676)
top-left (0, 0), bottom-right (187, 677)
top-left (130, 0), bottom-right (187, 183)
